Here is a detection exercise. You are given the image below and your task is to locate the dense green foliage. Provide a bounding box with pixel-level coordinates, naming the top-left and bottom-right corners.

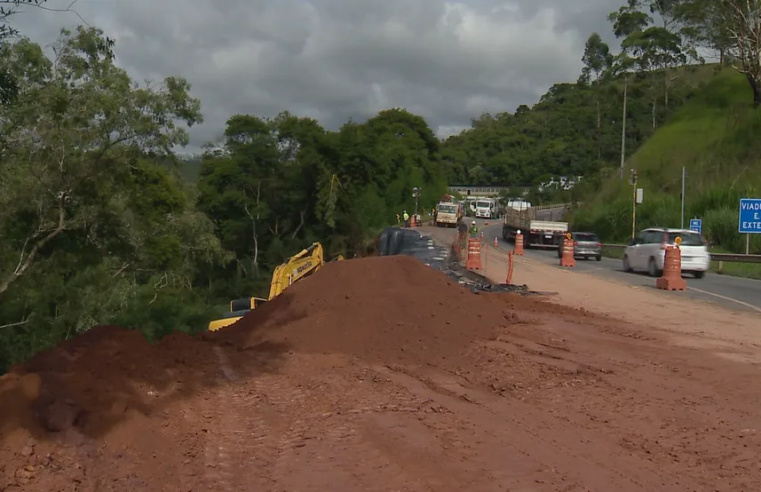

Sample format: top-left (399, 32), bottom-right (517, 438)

top-left (440, 70), bottom-right (701, 189)
top-left (569, 1), bottom-right (761, 254)
top-left (0, 28), bottom-right (446, 372)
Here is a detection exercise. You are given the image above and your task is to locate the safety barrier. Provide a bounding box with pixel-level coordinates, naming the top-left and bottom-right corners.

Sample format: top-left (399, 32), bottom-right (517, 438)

top-left (601, 244), bottom-right (761, 263)
top-left (466, 238), bottom-right (482, 270)
top-left (514, 231), bottom-right (525, 255)
top-left (560, 235), bottom-right (575, 267)
top-left (656, 243), bottom-right (687, 291)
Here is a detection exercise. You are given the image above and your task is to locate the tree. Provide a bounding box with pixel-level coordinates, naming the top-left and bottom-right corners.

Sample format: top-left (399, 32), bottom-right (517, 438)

top-left (609, 1), bottom-right (697, 129)
top-left (675, 0), bottom-right (732, 64)
top-left (679, 0), bottom-right (761, 107)
top-left (0, 0), bottom-right (46, 39)
top-left (579, 33), bottom-right (613, 158)
top-left (0, 26), bottom-right (203, 297)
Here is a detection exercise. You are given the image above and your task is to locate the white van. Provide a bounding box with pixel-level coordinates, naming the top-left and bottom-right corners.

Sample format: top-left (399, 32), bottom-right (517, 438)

top-left (623, 228), bottom-right (710, 278)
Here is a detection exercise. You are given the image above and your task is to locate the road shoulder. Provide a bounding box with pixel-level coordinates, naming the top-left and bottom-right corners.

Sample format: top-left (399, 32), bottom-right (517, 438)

top-left (421, 225), bottom-right (761, 360)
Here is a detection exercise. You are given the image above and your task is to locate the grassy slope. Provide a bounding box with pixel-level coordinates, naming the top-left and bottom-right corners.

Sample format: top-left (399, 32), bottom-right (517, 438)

top-left (573, 65), bottom-right (761, 279)
top-left (588, 65), bottom-right (759, 202)
top-left (630, 68), bottom-right (761, 193)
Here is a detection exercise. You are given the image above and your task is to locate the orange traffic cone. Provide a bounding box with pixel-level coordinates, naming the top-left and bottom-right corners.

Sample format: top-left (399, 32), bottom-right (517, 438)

top-left (656, 241), bottom-right (686, 291)
top-left (514, 232), bottom-right (524, 255)
top-left (560, 235), bottom-right (575, 267)
top-left (494, 237), bottom-right (498, 247)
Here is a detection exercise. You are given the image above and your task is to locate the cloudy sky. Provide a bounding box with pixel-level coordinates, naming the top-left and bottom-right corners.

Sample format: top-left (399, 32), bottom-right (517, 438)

top-left (10, 0), bottom-right (624, 148)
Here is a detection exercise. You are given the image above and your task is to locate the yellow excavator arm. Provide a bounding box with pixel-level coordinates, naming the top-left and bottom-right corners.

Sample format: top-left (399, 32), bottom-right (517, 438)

top-left (207, 242), bottom-right (343, 331)
top-left (268, 242), bottom-right (324, 299)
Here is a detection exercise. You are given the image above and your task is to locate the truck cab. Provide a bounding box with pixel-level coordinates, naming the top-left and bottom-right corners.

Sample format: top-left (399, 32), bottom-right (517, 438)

top-left (436, 202), bottom-right (461, 227)
top-left (474, 199), bottom-right (496, 219)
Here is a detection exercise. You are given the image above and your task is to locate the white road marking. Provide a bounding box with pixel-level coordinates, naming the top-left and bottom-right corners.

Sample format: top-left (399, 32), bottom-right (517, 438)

top-left (685, 286), bottom-right (761, 314)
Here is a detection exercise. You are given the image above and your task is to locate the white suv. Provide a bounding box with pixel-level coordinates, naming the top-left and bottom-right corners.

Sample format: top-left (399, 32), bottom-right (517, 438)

top-left (622, 228), bottom-right (710, 279)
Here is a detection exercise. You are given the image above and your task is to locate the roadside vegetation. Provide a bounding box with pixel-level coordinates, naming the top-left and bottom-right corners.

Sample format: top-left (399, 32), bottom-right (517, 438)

top-left (0, 18), bottom-right (446, 371)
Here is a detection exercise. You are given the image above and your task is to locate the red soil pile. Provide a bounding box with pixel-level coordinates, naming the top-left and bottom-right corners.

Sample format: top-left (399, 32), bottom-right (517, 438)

top-left (0, 255), bottom-right (515, 490)
top-left (210, 255), bottom-right (509, 366)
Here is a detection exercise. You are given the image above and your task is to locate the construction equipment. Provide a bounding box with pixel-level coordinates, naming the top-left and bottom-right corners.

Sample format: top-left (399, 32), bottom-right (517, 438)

top-left (208, 243), bottom-right (344, 331)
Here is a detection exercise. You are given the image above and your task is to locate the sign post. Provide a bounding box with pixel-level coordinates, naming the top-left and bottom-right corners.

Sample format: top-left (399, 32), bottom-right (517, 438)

top-left (630, 169), bottom-right (638, 239)
top-left (738, 198), bottom-right (761, 255)
top-left (689, 218), bottom-right (702, 234)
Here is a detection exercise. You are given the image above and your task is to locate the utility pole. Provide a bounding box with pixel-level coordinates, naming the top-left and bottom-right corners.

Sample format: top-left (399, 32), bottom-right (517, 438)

top-left (620, 76), bottom-right (627, 180)
top-left (680, 166), bottom-right (686, 229)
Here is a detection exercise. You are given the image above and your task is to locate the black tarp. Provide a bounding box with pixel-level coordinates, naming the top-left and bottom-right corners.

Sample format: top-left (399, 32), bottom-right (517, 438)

top-left (376, 227), bottom-right (547, 296)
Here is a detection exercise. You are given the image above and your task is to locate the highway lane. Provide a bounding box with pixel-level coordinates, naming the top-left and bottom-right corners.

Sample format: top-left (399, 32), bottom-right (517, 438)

top-left (469, 218), bottom-right (761, 313)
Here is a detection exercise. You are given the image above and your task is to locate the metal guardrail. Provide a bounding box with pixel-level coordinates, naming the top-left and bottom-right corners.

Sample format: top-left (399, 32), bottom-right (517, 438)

top-left (601, 244), bottom-right (761, 263)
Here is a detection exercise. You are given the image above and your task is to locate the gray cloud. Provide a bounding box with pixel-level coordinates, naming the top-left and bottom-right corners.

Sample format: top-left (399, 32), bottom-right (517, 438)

top-left (9, 0), bottom-right (625, 148)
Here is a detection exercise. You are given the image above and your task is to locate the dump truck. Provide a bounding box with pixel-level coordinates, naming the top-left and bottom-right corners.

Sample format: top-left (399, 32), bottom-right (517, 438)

top-left (435, 201), bottom-right (462, 227)
top-left (501, 204), bottom-right (568, 248)
top-left (208, 242), bottom-right (344, 331)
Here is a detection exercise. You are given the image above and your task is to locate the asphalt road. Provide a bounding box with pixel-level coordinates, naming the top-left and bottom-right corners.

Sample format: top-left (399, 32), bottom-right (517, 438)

top-left (470, 218), bottom-right (761, 314)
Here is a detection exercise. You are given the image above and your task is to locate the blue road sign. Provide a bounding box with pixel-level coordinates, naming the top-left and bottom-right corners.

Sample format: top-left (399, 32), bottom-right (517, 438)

top-left (689, 218), bottom-right (702, 233)
top-left (739, 198), bottom-right (761, 233)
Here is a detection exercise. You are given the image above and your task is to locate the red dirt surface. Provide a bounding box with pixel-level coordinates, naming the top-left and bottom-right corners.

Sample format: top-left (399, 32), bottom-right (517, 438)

top-left (1, 255), bottom-right (761, 491)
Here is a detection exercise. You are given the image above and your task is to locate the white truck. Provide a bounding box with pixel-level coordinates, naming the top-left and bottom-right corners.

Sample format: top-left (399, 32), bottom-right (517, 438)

top-left (502, 204), bottom-right (568, 248)
top-left (474, 198), bottom-right (497, 219)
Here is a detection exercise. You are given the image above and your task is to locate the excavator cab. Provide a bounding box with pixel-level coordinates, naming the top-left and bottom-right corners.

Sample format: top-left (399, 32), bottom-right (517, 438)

top-left (230, 297), bottom-right (268, 312)
top-left (207, 297), bottom-right (268, 331)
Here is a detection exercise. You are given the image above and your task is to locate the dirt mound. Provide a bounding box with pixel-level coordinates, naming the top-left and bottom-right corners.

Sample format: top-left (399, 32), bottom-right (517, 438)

top-left (0, 255), bottom-right (520, 490)
top-left (211, 255), bottom-right (509, 366)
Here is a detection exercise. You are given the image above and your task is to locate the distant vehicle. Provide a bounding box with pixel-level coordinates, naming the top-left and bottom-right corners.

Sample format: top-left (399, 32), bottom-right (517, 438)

top-left (502, 204), bottom-right (568, 248)
top-left (435, 201), bottom-right (462, 227)
top-left (557, 232), bottom-right (602, 261)
top-left (506, 199), bottom-right (532, 210)
top-left (465, 196), bottom-right (477, 216)
top-left (622, 228), bottom-right (710, 278)
top-left (474, 198), bottom-right (497, 219)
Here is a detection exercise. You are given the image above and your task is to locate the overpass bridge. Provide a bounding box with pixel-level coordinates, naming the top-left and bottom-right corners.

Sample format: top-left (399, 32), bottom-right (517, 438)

top-left (447, 185), bottom-right (514, 197)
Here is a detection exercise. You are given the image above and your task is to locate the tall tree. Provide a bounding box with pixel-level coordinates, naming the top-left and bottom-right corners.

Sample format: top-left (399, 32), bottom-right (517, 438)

top-left (679, 0), bottom-right (761, 107)
top-left (0, 26), bottom-right (202, 297)
top-left (676, 1), bottom-right (732, 64)
top-left (579, 33), bottom-right (613, 159)
top-left (609, 1), bottom-right (696, 129)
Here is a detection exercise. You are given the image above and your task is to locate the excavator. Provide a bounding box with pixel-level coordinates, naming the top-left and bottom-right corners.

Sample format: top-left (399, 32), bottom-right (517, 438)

top-left (208, 242), bottom-right (344, 331)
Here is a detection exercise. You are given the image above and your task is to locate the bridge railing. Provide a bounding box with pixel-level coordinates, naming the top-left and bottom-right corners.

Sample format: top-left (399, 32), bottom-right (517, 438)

top-left (601, 244), bottom-right (761, 263)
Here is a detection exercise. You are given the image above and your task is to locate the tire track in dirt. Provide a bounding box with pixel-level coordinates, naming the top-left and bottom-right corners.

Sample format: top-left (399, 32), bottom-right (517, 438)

top-left (263, 367), bottom-right (410, 491)
top-left (376, 365), bottom-right (707, 491)
top-left (202, 346), bottom-right (283, 490)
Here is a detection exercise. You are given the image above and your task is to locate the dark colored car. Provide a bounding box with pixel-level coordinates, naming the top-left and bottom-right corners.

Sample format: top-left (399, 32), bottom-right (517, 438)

top-left (558, 232), bottom-right (602, 261)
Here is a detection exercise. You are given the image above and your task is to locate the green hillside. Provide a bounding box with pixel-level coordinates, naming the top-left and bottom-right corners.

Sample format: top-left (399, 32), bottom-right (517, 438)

top-left (571, 67), bottom-right (761, 255)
